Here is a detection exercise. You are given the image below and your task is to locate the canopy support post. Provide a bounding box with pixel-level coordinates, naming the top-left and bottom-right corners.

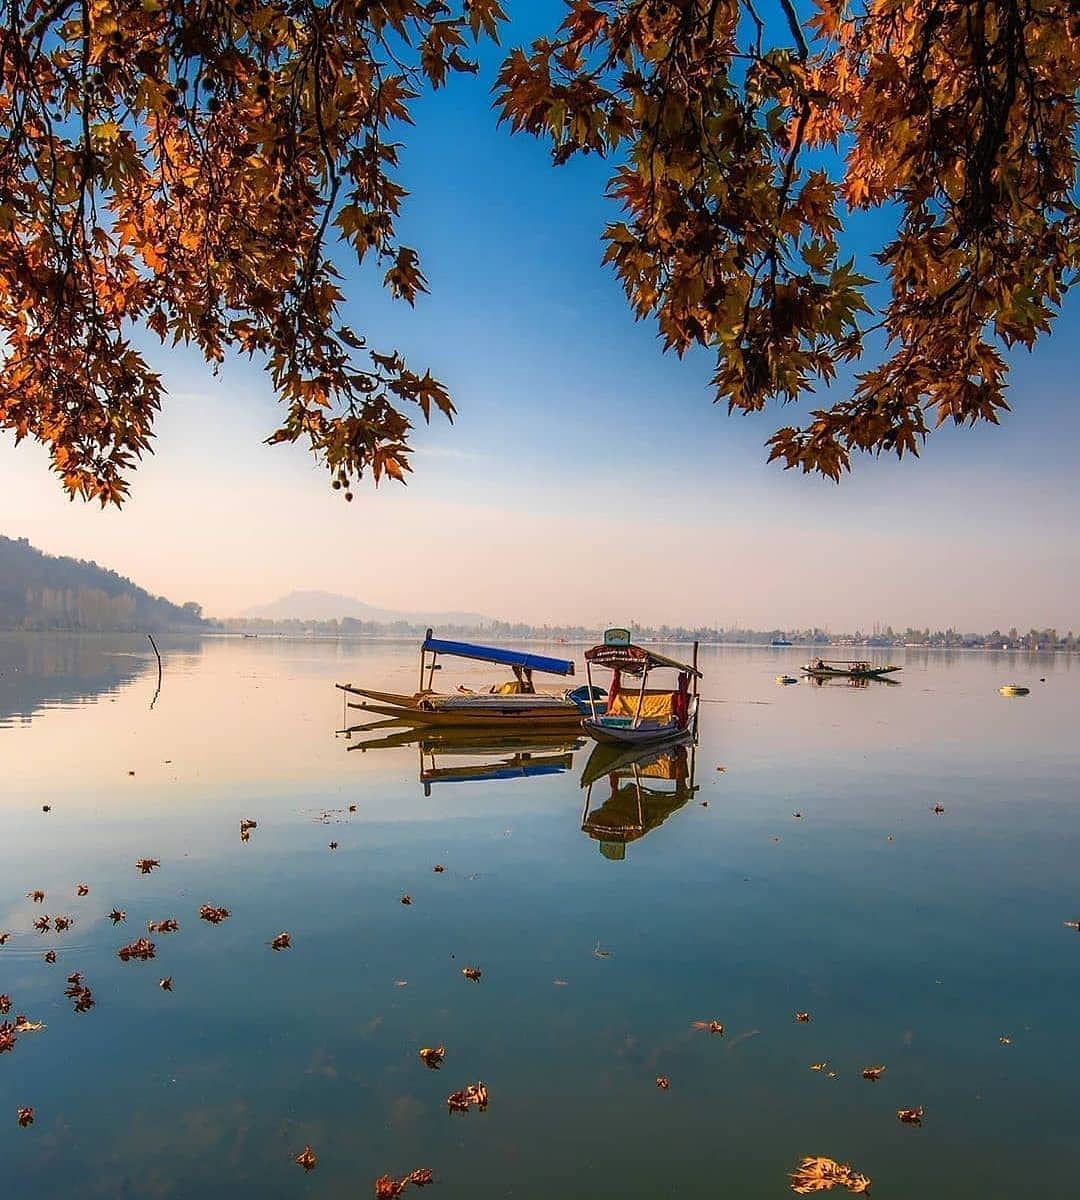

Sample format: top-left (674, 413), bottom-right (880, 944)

top-left (633, 667), bottom-right (648, 729)
top-left (586, 660), bottom-right (597, 720)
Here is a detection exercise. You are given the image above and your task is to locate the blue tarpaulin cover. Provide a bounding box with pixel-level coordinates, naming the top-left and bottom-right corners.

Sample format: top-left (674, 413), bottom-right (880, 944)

top-left (421, 636), bottom-right (575, 677)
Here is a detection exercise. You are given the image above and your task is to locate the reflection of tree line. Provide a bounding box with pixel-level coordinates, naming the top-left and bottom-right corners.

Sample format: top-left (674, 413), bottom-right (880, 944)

top-left (0, 634), bottom-right (160, 724)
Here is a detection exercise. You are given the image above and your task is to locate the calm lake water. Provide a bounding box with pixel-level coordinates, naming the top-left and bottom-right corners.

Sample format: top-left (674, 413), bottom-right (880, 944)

top-left (2, 634), bottom-right (1079, 1198)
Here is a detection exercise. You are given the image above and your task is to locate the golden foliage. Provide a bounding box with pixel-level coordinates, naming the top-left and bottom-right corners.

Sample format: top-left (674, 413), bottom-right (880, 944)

top-left (495, 0), bottom-right (1080, 477)
top-left (0, 0), bottom-right (503, 503)
top-left (790, 1155), bottom-right (872, 1194)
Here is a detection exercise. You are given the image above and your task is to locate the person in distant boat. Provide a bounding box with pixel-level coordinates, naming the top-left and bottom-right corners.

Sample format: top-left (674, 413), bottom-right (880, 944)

top-left (816, 659), bottom-right (826, 670)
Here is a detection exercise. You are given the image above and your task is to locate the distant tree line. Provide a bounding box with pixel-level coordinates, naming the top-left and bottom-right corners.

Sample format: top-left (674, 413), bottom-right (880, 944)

top-left (219, 619), bottom-right (1079, 651)
top-left (0, 536), bottom-right (207, 632)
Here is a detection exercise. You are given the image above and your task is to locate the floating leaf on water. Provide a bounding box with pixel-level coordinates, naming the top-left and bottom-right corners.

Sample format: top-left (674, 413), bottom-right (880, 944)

top-left (159, 977), bottom-right (173, 992)
top-left (861, 1065), bottom-right (886, 1081)
top-left (108, 910), bottom-right (126, 925)
top-left (553, 979), bottom-right (569, 986)
top-left (0, 995), bottom-right (9, 1014)
top-left (447, 1081), bottom-right (488, 1113)
top-left (329, 842), bottom-right (339, 850)
top-left (691, 1020), bottom-right (725, 1035)
top-left (375, 1168), bottom-right (435, 1197)
top-left (118, 938), bottom-right (156, 962)
top-left (240, 819), bottom-right (257, 833)
top-left (432, 864), bottom-right (445, 873)
top-left (461, 966), bottom-right (481, 981)
top-left (0, 1023), bottom-right (15, 1053)
top-left (14, 1017), bottom-right (44, 1032)
top-left (897, 1106), bottom-right (924, 1125)
top-left (27, 891), bottom-right (44, 904)
top-left (418, 1046), bottom-right (445, 1069)
top-left (1064, 920), bottom-right (1080, 932)
top-left (72, 989), bottom-right (95, 1013)
top-left (17, 1106), bottom-right (34, 1127)
top-left (999, 1035), bottom-right (1011, 1045)
top-left (0, 933), bottom-right (10, 944)
top-left (33, 916), bottom-right (50, 934)
top-left (794, 812), bottom-right (803, 818)
top-left (53, 917), bottom-right (73, 932)
top-left (42, 805), bottom-right (50, 813)
top-left (43, 951), bottom-right (56, 964)
top-left (932, 804), bottom-right (945, 814)
top-left (593, 941), bottom-right (611, 959)
top-left (810, 1062), bottom-right (828, 1072)
top-left (199, 905), bottom-right (230, 924)
top-left (271, 932), bottom-right (291, 951)
top-left (147, 919), bottom-right (179, 934)
top-left (795, 1012), bottom-right (811, 1023)
top-left (295, 1145), bottom-right (317, 1172)
top-left (348, 804), bottom-right (357, 813)
top-left (400, 894), bottom-right (412, 905)
top-left (790, 1155), bottom-right (871, 1194)
top-left (394, 980), bottom-right (408, 987)
top-left (655, 1076), bottom-right (670, 1090)
top-left (76, 885), bottom-right (89, 897)
top-left (135, 858), bottom-right (160, 874)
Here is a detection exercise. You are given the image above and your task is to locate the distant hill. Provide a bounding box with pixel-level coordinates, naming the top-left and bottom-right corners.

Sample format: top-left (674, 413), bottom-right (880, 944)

top-left (241, 590), bottom-right (495, 626)
top-left (0, 535), bottom-right (207, 632)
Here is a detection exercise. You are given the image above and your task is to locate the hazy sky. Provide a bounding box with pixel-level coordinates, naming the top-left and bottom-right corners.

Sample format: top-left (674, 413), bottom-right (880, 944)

top-left (2, 1), bottom-right (1078, 631)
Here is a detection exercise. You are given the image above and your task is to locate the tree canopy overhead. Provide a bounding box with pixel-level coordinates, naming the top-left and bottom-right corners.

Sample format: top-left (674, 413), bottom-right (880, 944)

top-left (0, 0), bottom-right (1076, 503)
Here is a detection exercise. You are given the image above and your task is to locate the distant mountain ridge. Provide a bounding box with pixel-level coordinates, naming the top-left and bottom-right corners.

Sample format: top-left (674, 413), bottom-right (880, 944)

top-left (241, 590), bottom-right (495, 626)
top-left (0, 535), bottom-right (206, 632)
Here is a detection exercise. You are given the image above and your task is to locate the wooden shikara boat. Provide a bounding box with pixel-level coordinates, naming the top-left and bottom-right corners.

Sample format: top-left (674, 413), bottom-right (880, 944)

top-left (580, 629), bottom-right (701, 747)
top-left (336, 630), bottom-right (603, 728)
top-left (800, 659), bottom-right (902, 680)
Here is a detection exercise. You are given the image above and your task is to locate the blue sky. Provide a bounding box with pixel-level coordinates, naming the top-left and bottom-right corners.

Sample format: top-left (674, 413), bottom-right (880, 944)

top-left (2, 1), bottom-right (1078, 629)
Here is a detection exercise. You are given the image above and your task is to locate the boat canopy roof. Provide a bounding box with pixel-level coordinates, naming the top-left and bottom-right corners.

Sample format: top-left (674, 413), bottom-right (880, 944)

top-left (421, 633), bottom-right (575, 677)
top-left (584, 642), bottom-right (702, 677)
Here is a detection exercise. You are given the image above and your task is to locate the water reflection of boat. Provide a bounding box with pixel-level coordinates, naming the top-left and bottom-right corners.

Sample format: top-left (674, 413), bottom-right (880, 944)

top-left (340, 723), bottom-right (585, 796)
top-left (581, 629), bottom-right (701, 747)
top-left (805, 672), bottom-right (901, 688)
top-left (579, 735), bottom-right (699, 860)
top-left (801, 659), bottom-right (901, 681)
top-left (336, 630), bottom-right (602, 727)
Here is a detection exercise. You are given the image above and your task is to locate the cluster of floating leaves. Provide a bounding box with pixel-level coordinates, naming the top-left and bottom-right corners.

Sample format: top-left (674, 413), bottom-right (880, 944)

top-left (118, 938), bottom-right (156, 962)
top-left (861, 1065), bottom-right (886, 1082)
top-left (418, 1046), bottom-right (445, 1069)
top-left (199, 905), bottom-right (230, 924)
top-left (375, 1168), bottom-right (434, 1197)
top-left (135, 859), bottom-right (160, 874)
top-left (148, 919), bottom-right (180, 934)
top-left (790, 1156), bottom-right (872, 1195)
top-left (65, 973), bottom-right (95, 1013)
top-left (446, 1082), bottom-right (488, 1113)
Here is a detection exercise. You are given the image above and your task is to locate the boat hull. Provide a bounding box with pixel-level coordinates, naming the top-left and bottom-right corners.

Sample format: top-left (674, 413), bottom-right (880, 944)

top-left (801, 666), bottom-right (901, 679)
top-left (346, 699), bottom-right (587, 729)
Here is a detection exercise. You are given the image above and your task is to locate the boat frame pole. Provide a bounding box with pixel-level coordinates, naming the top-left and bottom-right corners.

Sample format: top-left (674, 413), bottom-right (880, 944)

top-left (586, 660), bottom-right (598, 721)
top-left (633, 666), bottom-right (648, 729)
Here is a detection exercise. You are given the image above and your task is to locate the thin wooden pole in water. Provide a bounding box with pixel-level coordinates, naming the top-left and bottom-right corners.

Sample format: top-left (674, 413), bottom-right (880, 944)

top-left (147, 633), bottom-right (163, 710)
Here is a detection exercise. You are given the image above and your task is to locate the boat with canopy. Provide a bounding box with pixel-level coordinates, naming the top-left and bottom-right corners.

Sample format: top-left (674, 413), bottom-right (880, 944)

top-left (800, 659), bottom-right (902, 680)
top-left (580, 629), bottom-right (701, 746)
top-left (336, 630), bottom-right (604, 727)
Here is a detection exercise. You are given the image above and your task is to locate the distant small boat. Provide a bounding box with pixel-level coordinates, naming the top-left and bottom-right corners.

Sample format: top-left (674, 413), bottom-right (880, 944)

top-left (999, 685), bottom-right (1030, 697)
top-left (771, 637), bottom-right (793, 646)
top-left (801, 659), bottom-right (902, 680)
